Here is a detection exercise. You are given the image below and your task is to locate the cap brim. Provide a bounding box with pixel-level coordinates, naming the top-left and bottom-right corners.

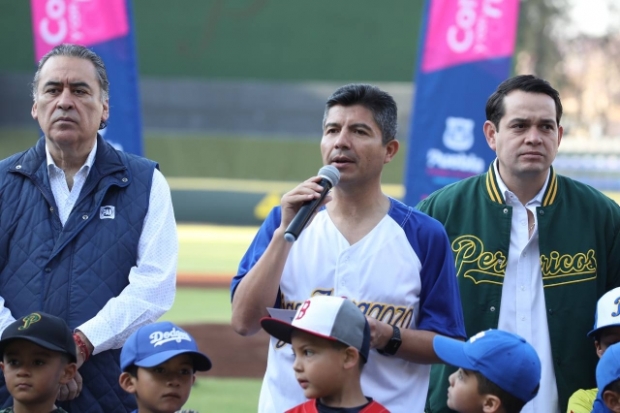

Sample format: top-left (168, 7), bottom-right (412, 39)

top-left (0, 337), bottom-right (77, 363)
top-left (587, 322), bottom-right (620, 338)
top-left (433, 335), bottom-right (475, 370)
top-left (260, 317), bottom-right (338, 345)
top-left (135, 350), bottom-right (212, 372)
top-left (260, 317), bottom-right (295, 343)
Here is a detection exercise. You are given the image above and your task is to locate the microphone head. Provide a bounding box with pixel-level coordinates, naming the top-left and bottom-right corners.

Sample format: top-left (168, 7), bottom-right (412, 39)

top-left (318, 165), bottom-right (340, 187)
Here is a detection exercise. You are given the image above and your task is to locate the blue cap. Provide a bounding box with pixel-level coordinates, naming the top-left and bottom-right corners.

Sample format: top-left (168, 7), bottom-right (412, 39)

top-left (121, 322), bottom-right (211, 372)
top-left (433, 329), bottom-right (541, 403)
top-left (597, 342), bottom-right (620, 396)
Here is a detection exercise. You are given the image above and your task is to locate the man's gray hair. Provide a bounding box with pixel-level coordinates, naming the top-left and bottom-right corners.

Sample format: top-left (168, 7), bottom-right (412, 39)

top-left (31, 44), bottom-right (110, 102)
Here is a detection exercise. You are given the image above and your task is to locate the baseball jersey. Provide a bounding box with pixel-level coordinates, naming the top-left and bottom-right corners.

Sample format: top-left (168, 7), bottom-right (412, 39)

top-left (286, 399), bottom-right (390, 413)
top-left (233, 198), bottom-right (466, 413)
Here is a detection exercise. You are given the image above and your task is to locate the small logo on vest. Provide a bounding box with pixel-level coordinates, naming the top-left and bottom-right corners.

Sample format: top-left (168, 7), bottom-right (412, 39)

top-left (149, 328), bottom-right (192, 347)
top-left (100, 206), bottom-right (115, 220)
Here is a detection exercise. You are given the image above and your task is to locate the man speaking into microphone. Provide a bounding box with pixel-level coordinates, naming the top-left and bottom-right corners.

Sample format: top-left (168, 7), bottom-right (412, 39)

top-left (230, 84), bottom-right (465, 413)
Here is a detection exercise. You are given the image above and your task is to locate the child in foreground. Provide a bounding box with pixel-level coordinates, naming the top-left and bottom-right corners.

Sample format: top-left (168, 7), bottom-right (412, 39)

top-left (261, 295), bottom-right (389, 413)
top-left (433, 329), bottom-right (541, 413)
top-left (568, 287), bottom-right (620, 413)
top-left (119, 321), bottom-right (212, 413)
top-left (592, 341), bottom-right (620, 412)
top-left (0, 312), bottom-right (77, 413)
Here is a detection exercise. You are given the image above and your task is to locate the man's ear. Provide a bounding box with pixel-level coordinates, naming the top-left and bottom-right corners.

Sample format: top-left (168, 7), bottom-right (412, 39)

top-left (383, 139), bottom-right (400, 164)
top-left (31, 101), bottom-right (38, 121)
top-left (101, 98), bottom-right (110, 124)
top-left (119, 372), bottom-right (138, 394)
top-left (483, 120), bottom-right (498, 151)
top-left (342, 347), bottom-right (360, 370)
top-left (60, 362), bottom-right (77, 384)
top-left (603, 390), bottom-right (620, 413)
top-left (481, 393), bottom-right (501, 413)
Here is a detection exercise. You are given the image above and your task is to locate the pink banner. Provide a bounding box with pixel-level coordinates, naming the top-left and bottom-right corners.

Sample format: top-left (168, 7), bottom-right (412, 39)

top-left (421, 0), bottom-right (519, 73)
top-left (31, 0), bottom-right (129, 60)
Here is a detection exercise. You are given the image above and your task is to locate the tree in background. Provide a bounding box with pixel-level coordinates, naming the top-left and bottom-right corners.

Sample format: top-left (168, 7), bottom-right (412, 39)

top-left (515, 0), bottom-right (620, 139)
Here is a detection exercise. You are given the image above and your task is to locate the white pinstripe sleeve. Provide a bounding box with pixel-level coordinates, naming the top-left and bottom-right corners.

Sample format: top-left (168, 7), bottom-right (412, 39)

top-left (77, 168), bottom-right (178, 354)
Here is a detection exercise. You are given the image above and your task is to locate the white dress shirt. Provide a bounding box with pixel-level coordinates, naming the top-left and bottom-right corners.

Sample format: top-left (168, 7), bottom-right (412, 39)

top-left (0, 141), bottom-right (178, 354)
top-left (494, 161), bottom-right (560, 413)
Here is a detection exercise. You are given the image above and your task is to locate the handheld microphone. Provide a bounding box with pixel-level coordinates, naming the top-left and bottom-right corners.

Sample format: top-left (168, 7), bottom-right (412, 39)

top-left (284, 165), bottom-right (340, 242)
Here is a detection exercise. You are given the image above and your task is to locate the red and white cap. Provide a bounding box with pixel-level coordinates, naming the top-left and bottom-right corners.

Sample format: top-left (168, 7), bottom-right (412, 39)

top-left (260, 295), bottom-right (370, 362)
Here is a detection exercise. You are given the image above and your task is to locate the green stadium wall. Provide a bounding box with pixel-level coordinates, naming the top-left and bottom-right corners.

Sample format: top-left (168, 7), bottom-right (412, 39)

top-left (0, 1), bottom-right (423, 82)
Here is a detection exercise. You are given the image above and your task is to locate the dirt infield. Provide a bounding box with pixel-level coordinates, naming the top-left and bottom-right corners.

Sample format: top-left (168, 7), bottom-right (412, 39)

top-left (177, 273), bottom-right (235, 289)
top-left (182, 323), bottom-right (269, 378)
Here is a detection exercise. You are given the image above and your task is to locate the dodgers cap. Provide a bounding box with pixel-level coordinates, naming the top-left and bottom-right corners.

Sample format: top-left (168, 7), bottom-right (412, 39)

top-left (0, 312), bottom-right (77, 362)
top-left (261, 295), bottom-right (370, 362)
top-left (588, 287), bottom-right (620, 338)
top-left (433, 329), bottom-right (541, 403)
top-left (596, 342), bottom-right (620, 395)
top-left (120, 321), bottom-right (211, 372)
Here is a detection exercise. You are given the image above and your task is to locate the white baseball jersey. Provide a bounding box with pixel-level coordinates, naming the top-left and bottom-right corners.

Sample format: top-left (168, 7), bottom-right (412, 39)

top-left (232, 198), bottom-right (465, 413)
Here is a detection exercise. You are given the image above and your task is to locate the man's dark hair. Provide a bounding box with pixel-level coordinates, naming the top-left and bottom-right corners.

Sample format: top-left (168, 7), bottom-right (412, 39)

top-left (472, 370), bottom-right (536, 413)
top-left (323, 84), bottom-right (397, 145)
top-left (485, 75), bottom-right (562, 130)
top-left (32, 43), bottom-right (110, 103)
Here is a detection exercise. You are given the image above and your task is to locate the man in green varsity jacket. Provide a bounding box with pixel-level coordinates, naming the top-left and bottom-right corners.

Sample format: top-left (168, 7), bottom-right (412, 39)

top-left (418, 75), bottom-right (620, 413)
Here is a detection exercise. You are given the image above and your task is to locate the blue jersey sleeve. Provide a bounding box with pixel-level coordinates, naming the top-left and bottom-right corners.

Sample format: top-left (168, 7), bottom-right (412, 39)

top-left (398, 206), bottom-right (466, 339)
top-left (230, 206), bottom-right (282, 304)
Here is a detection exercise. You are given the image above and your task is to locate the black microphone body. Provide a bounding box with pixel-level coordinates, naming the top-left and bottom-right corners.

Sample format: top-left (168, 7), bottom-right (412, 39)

top-left (284, 165), bottom-right (340, 242)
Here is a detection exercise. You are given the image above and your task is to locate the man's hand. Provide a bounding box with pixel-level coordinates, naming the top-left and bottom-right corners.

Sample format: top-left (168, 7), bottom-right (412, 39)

top-left (74, 330), bottom-right (94, 368)
top-left (57, 371), bottom-right (82, 401)
top-left (56, 330), bottom-right (93, 401)
top-left (365, 316), bottom-right (394, 350)
top-left (280, 176), bottom-right (332, 229)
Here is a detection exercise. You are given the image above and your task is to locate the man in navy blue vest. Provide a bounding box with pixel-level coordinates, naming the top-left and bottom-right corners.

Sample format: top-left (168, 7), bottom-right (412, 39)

top-left (0, 44), bottom-right (178, 412)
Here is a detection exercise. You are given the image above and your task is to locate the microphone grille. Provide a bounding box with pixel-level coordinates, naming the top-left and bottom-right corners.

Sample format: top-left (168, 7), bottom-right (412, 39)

top-left (318, 165), bottom-right (340, 187)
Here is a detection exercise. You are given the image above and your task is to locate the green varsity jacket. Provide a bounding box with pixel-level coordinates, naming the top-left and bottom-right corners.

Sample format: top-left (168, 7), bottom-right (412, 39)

top-left (417, 164), bottom-right (620, 413)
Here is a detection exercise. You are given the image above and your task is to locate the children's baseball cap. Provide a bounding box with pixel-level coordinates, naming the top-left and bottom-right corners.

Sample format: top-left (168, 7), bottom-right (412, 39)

top-left (433, 329), bottom-right (541, 403)
top-left (120, 321), bottom-right (211, 372)
top-left (0, 312), bottom-right (77, 362)
top-left (260, 295), bottom-right (370, 362)
top-left (596, 342), bottom-right (620, 394)
top-left (588, 287), bottom-right (620, 338)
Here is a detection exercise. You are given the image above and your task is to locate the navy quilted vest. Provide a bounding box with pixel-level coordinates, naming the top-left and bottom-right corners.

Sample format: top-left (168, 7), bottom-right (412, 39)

top-left (0, 136), bottom-right (156, 412)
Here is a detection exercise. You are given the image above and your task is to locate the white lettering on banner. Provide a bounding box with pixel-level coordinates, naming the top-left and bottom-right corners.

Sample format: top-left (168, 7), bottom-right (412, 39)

top-left (39, 0), bottom-right (86, 46)
top-left (427, 149), bottom-right (485, 174)
top-left (149, 328), bottom-right (192, 347)
top-left (446, 0), bottom-right (504, 54)
top-left (443, 117), bottom-right (475, 152)
top-left (68, 2), bottom-right (84, 42)
top-left (40, 0), bottom-right (67, 45)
